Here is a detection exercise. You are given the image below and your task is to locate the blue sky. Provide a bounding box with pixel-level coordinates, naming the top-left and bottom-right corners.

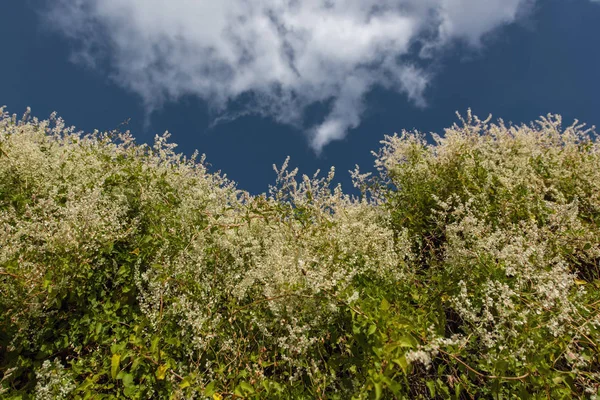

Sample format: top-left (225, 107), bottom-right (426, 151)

top-left (2, 0), bottom-right (600, 194)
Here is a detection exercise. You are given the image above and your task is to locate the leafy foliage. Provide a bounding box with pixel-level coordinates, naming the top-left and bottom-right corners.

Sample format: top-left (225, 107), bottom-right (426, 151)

top-left (0, 107), bottom-right (599, 399)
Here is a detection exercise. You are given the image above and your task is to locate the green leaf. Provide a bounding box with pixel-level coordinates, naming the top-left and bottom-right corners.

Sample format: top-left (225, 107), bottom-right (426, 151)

top-left (156, 364), bottom-right (168, 380)
top-left (78, 377), bottom-right (95, 392)
top-left (204, 381), bottom-right (217, 396)
top-left (455, 383), bottom-right (462, 398)
top-left (123, 386), bottom-right (138, 397)
top-left (380, 298), bottom-right (390, 311)
top-left (426, 380), bottom-right (436, 397)
top-left (367, 324), bottom-right (377, 336)
top-left (237, 381), bottom-right (255, 394)
top-left (121, 373), bottom-right (134, 387)
top-left (111, 354), bottom-right (121, 380)
top-left (398, 335), bottom-right (417, 348)
top-left (151, 336), bottom-right (160, 356)
top-left (95, 322), bottom-right (103, 336)
top-left (374, 382), bottom-right (383, 400)
top-left (392, 356), bottom-right (408, 374)
top-left (179, 377), bottom-right (192, 389)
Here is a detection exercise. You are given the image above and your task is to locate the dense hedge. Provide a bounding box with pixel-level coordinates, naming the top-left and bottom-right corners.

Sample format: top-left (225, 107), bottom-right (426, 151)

top-left (0, 107), bottom-right (599, 399)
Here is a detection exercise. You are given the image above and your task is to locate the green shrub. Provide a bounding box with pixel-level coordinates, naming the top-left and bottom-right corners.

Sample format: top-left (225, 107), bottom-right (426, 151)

top-left (0, 107), bottom-right (598, 398)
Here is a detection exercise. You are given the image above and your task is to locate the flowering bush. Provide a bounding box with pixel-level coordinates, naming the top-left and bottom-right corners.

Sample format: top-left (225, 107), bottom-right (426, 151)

top-left (0, 107), bottom-right (598, 398)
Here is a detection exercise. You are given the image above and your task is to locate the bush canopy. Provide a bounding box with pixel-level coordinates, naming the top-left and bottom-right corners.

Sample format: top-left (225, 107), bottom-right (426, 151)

top-left (0, 108), bottom-right (599, 399)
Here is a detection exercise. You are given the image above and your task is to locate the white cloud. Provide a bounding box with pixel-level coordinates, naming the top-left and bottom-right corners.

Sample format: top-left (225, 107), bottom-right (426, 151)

top-left (46, 0), bottom-right (534, 152)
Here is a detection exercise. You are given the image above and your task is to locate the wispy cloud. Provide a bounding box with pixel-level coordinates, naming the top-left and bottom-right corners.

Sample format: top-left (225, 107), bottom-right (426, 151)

top-left (46, 0), bottom-right (539, 152)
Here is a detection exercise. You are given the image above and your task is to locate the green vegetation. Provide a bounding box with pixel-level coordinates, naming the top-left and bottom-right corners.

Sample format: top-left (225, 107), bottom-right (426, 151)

top-left (0, 107), bottom-right (599, 399)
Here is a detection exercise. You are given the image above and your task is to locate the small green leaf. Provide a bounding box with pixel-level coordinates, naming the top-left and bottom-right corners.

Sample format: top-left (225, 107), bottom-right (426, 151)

top-left (111, 354), bottom-right (121, 380)
top-left (78, 377), bottom-right (95, 391)
top-left (123, 386), bottom-right (138, 397)
top-left (95, 322), bottom-right (103, 336)
top-left (122, 373), bottom-right (134, 387)
top-left (392, 356), bottom-right (408, 374)
top-left (204, 380), bottom-right (217, 396)
top-left (374, 382), bottom-right (383, 400)
top-left (237, 381), bottom-right (255, 394)
top-left (398, 335), bottom-right (417, 348)
top-left (380, 298), bottom-right (390, 311)
top-left (455, 383), bottom-right (462, 398)
top-left (156, 364), bottom-right (168, 380)
top-left (179, 377), bottom-right (192, 389)
top-left (367, 324), bottom-right (377, 336)
top-left (151, 337), bottom-right (160, 356)
top-left (426, 380), bottom-right (436, 397)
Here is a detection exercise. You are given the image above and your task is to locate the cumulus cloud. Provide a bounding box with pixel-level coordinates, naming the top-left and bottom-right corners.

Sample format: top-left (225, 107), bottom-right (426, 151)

top-left (46, 0), bottom-right (535, 152)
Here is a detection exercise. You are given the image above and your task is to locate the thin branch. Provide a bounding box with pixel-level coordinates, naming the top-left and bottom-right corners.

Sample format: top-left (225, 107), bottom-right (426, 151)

top-left (220, 392), bottom-right (246, 399)
top-left (231, 293), bottom-right (315, 316)
top-left (0, 271), bottom-right (25, 280)
top-left (169, 369), bottom-right (184, 381)
top-left (322, 289), bottom-right (370, 319)
top-left (439, 349), bottom-right (529, 381)
top-left (231, 290), bottom-right (370, 320)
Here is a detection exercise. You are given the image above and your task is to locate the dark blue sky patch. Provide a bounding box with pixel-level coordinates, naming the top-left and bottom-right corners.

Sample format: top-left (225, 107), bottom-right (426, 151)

top-left (1, 0), bottom-right (599, 194)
